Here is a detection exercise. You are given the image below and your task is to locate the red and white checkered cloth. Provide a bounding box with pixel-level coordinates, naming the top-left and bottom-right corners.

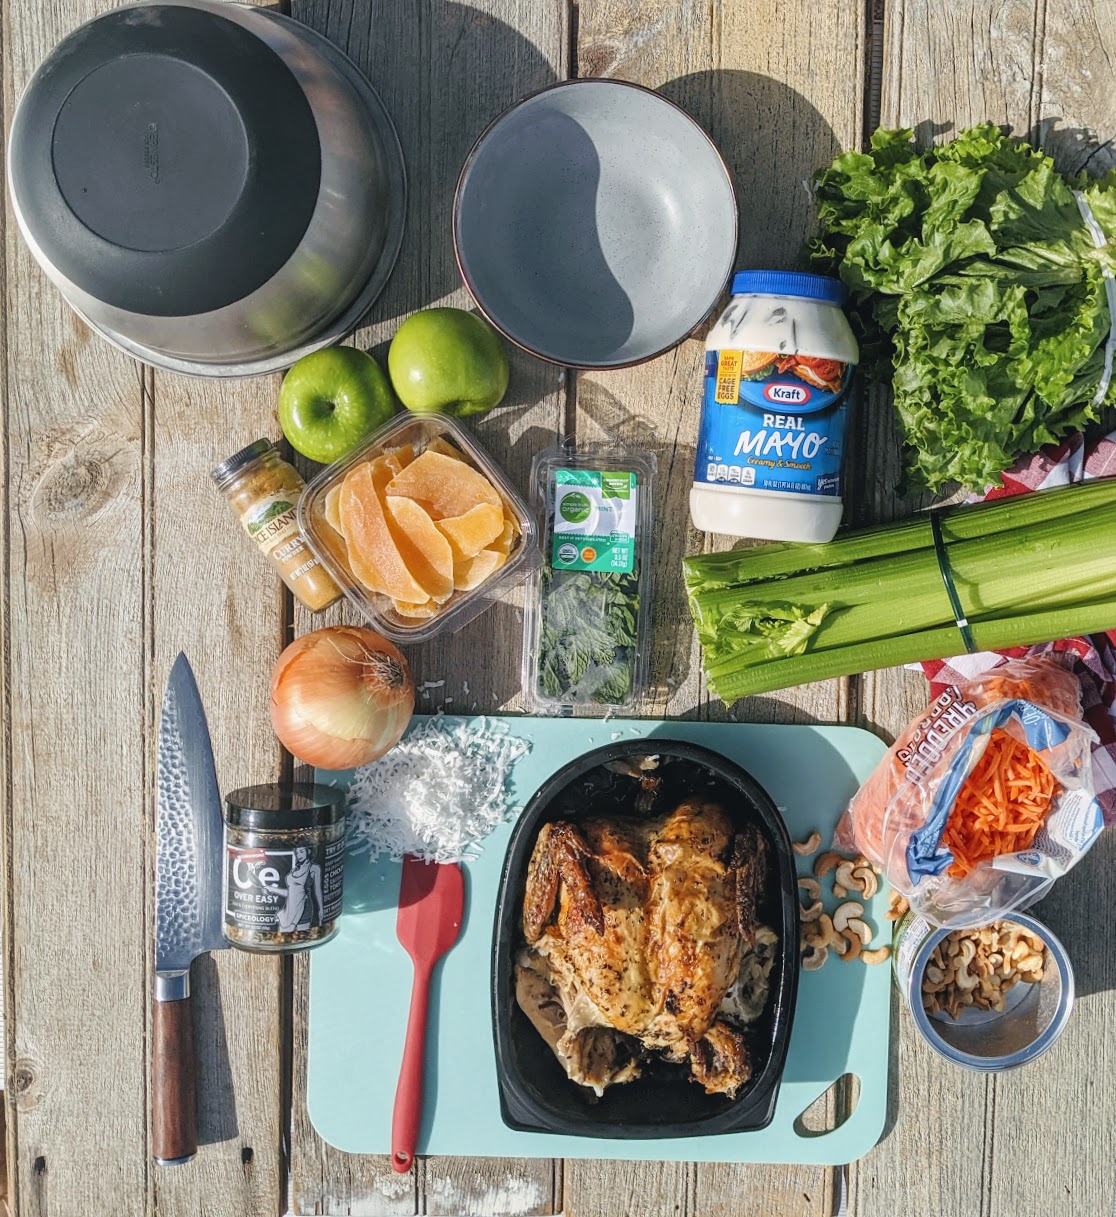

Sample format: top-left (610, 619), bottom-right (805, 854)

top-left (917, 430), bottom-right (1116, 825)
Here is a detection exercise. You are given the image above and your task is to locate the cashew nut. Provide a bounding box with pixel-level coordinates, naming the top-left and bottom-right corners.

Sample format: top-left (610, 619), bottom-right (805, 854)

top-left (852, 866), bottom-right (879, 899)
top-left (861, 945), bottom-right (891, 965)
top-left (834, 861), bottom-right (857, 892)
top-left (797, 877), bottom-right (821, 901)
top-left (845, 917), bottom-right (872, 945)
top-left (802, 945), bottom-right (828, 970)
top-left (792, 831), bottom-right (822, 857)
top-left (832, 901), bottom-right (864, 932)
top-left (955, 966), bottom-right (980, 992)
top-left (800, 900), bottom-right (823, 923)
top-left (839, 929), bottom-right (862, 962)
top-left (813, 851), bottom-right (842, 877)
top-left (803, 913), bottom-right (834, 948)
top-left (832, 883), bottom-right (847, 899)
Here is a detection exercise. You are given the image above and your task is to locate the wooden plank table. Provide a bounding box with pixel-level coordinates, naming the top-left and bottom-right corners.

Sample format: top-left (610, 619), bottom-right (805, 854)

top-left (3, 0), bottom-right (1116, 1214)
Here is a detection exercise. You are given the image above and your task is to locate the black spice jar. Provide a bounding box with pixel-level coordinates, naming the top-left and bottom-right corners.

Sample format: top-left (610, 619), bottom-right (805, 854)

top-left (223, 782), bottom-right (346, 952)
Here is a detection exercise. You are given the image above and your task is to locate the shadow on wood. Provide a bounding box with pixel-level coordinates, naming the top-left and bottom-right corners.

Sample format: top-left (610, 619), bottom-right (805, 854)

top-left (191, 954), bottom-right (240, 1146)
top-left (292, 0), bottom-right (561, 327)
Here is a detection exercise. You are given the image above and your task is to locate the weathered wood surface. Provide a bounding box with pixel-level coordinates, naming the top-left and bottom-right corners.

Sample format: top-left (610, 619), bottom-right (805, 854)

top-left (2, 1), bottom-right (288, 1214)
top-left (5, 0), bottom-right (1116, 1215)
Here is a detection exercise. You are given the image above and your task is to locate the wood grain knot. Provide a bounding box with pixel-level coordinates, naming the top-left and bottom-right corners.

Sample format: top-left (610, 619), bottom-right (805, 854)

top-left (32, 436), bottom-right (133, 524)
top-left (13, 1057), bottom-right (45, 1111)
top-left (579, 41), bottom-right (619, 78)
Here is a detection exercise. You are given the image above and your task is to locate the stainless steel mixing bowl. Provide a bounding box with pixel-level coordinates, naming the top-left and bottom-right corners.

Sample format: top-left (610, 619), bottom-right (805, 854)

top-left (7, 0), bottom-right (405, 377)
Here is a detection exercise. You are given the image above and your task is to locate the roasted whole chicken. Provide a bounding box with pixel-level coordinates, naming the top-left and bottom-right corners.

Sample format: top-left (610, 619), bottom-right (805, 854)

top-left (516, 796), bottom-right (775, 1098)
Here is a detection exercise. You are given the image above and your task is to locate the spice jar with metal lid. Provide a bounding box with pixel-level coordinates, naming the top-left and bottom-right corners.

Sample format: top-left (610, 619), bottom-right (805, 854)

top-left (223, 782), bottom-right (347, 952)
top-left (213, 440), bottom-right (342, 613)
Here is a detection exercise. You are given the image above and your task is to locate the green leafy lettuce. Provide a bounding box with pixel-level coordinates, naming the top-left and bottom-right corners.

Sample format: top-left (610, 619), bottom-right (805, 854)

top-left (807, 124), bottom-right (1116, 492)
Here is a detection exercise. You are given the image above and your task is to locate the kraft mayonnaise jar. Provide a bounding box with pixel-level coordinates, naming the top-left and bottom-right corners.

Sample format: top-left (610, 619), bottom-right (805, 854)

top-left (690, 271), bottom-right (858, 542)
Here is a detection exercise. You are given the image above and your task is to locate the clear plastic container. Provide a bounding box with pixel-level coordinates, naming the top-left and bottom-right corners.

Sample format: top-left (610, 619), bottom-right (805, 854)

top-left (299, 414), bottom-right (539, 643)
top-left (521, 447), bottom-right (655, 714)
top-left (691, 270), bottom-right (859, 543)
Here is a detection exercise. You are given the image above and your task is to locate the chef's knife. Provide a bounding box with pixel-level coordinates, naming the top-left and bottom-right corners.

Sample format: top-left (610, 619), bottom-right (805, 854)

top-left (154, 652), bottom-right (227, 1165)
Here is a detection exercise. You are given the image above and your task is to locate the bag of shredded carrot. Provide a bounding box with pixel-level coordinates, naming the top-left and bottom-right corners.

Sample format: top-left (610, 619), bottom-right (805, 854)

top-left (837, 657), bottom-right (1103, 928)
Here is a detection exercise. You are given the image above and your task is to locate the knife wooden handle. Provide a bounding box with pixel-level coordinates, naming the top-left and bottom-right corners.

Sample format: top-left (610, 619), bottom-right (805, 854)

top-left (153, 995), bottom-right (197, 1164)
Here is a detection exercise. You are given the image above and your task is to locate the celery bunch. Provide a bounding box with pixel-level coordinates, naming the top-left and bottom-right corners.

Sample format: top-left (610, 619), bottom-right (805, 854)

top-left (684, 481), bottom-right (1116, 703)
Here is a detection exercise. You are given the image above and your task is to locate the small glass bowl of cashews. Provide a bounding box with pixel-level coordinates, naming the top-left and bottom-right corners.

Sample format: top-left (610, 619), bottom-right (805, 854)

top-left (790, 834), bottom-right (892, 970)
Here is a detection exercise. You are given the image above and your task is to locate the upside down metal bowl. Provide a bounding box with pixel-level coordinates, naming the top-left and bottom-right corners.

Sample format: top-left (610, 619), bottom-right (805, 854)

top-left (7, 0), bottom-right (405, 377)
top-left (491, 740), bottom-right (799, 1139)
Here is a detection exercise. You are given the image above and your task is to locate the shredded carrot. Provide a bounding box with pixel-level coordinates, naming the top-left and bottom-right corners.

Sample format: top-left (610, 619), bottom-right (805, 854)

top-left (941, 729), bottom-right (1060, 878)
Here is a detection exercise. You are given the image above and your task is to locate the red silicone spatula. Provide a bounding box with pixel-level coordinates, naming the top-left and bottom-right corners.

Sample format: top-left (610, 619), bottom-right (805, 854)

top-left (391, 856), bottom-right (465, 1173)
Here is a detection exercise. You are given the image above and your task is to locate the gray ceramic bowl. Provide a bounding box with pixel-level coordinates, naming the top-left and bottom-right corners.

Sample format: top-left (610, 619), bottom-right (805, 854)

top-left (454, 80), bottom-right (738, 369)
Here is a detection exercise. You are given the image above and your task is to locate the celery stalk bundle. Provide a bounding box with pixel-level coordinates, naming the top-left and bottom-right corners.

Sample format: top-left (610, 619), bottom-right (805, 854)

top-left (684, 481), bottom-right (1116, 703)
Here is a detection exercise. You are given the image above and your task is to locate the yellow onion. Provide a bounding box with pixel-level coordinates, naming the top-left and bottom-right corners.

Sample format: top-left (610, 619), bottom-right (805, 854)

top-left (270, 626), bottom-right (414, 769)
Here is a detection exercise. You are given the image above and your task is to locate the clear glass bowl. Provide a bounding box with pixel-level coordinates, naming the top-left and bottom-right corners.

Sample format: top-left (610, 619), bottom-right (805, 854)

top-left (298, 414), bottom-right (539, 643)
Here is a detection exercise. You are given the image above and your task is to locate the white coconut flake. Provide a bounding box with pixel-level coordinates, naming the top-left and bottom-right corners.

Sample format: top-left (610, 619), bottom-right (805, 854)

top-left (347, 716), bottom-right (529, 863)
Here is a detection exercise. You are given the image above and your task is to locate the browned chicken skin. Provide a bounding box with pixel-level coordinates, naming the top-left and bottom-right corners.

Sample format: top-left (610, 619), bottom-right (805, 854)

top-left (519, 799), bottom-right (766, 1097)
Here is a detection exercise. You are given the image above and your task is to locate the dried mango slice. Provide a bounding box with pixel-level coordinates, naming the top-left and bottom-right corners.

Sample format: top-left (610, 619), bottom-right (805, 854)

top-left (424, 436), bottom-right (466, 461)
top-left (487, 519), bottom-right (518, 557)
top-left (393, 599), bottom-right (439, 619)
top-left (324, 485), bottom-right (344, 536)
top-left (453, 548), bottom-right (507, 591)
top-left (338, 459), bottom-right (430, 604)
top-left (436, 502), bottom-right (505, 561)
top-left (385, 449), bottom-right (501, 518)
top-left (384, 496), bottom-right (454, 601)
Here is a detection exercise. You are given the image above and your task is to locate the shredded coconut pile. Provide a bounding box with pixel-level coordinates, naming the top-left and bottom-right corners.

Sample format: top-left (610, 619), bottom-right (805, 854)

top-left (347, 715), bottom-right (529, 863)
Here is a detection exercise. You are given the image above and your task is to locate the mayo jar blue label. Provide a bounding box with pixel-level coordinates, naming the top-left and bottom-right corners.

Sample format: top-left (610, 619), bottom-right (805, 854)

top-left (695, 349), bottom-right (851, 496)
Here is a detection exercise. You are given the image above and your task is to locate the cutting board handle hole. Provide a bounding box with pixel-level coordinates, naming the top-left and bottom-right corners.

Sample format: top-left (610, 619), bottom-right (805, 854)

top-left (793, 1072), bottom-right (861, 1138)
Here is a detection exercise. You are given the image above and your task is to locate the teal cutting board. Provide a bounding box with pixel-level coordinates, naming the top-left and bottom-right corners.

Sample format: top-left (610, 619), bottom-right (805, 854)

top-left (308, 716), bottom-right (891, 1165)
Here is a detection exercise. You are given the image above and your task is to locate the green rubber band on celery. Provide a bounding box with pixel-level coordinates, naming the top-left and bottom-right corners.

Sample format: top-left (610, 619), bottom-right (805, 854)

top-left (930, 509), bottom-right (977, 653)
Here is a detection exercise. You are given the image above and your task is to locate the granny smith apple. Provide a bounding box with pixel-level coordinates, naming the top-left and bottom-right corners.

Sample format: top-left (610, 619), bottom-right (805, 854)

top-left (388, 308), bottom-right (509, 418)
top-left (278, 347), bottom-right (395, 464)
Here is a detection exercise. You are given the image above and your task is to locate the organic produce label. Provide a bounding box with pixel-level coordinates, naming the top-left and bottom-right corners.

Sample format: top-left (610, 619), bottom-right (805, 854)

top-left (696, 348), bottom-right (850, 497)
top-left (242, 491), bottom-right (303, 557)
top-left (551, 469), bottom-right (638, 573)
top-left (224, 837), bottom-right (344, 936)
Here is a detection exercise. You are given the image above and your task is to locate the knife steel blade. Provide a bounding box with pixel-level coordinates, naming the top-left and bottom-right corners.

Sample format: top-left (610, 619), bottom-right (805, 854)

top-left (156, 651), bottom-right (226, 986)
top-left (153, 651), bottom-right (226, 1165)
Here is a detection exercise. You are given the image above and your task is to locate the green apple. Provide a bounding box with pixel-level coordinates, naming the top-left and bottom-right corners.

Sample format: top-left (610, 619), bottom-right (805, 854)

top-left (388, 308), bottom-right (509, 417)
top-left (278, 346), bottom-right (395, 464)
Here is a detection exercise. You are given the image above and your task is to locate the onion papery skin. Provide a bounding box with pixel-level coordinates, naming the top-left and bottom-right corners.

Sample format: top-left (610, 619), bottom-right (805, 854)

top-left (270, 626), bottom-right (414, 769)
